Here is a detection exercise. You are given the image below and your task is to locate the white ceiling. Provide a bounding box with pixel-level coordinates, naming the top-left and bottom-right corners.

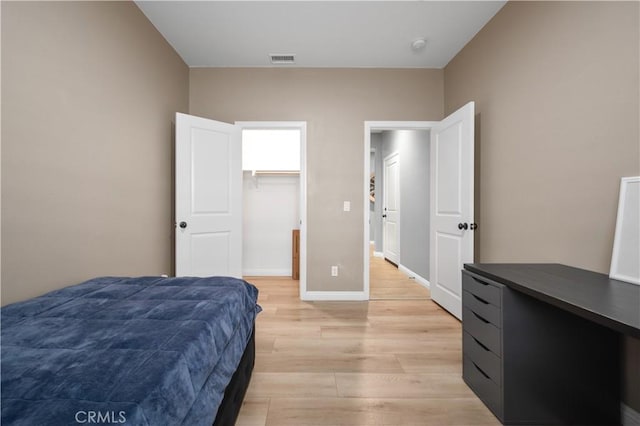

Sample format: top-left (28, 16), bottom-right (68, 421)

top-left (135, 1), bottom-right (506, 69)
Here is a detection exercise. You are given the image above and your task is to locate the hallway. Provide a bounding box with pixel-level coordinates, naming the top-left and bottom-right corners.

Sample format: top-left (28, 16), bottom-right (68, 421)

top-left (369, 245), bottom-right (431, 300)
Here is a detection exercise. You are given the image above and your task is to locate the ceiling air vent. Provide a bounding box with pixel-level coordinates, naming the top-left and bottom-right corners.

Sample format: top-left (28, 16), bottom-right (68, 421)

top-left (269, 54), bottom-right (296, 65)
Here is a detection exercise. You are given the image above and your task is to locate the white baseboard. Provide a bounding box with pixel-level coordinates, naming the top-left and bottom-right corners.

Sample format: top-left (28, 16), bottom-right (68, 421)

top-left (398, 264), bottom-right (430, 289)
top-left (243, 268), bottom-right (291, 276)
top-left (373, 251), bottom-right (384, 258)
top-left (623, 403), bottom-right (640, 426)
top-left (301, 291), bottom-right (367, 301)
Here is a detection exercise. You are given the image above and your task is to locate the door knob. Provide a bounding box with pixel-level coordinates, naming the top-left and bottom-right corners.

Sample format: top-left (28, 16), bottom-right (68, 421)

top-left (382, 214), bottom-right (387, 218)
top-left (179, 221), bottom-right (187, 229)
top-left (458, 222), bottom-right (468, 230)
top-left (470, 223), bottom-right (478, 230)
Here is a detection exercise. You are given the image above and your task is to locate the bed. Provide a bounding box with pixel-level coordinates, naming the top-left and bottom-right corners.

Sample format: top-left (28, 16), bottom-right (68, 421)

top-left (0, 275), bottom-right (260, 426)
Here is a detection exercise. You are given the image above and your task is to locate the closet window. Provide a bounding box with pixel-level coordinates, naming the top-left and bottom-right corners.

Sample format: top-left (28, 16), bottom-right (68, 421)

top-left (242, 129), bottom-right (300, 171)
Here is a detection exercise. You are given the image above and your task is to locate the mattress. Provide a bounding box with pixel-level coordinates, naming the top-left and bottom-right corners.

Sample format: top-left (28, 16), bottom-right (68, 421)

top-left (1, 276), bottom-right (261, 426)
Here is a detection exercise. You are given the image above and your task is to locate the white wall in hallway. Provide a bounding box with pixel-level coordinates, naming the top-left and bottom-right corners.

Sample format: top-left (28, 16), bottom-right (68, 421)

top-left (378, 129), bottom-right (430, 280)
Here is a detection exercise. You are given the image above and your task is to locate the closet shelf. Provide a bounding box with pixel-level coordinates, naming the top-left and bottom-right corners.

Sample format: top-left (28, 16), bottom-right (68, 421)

top-left (250, 170), bottom-right (300, 176)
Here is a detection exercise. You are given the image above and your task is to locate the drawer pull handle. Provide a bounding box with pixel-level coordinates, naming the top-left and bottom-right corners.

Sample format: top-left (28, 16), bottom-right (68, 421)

top-left (472, 361), bottom-right (491, 380)
top-left (472, 312), bottom-right (490, 324)
top-left (473, 277), bottom-right (490, 286)
top-left (473, 336), bottom-right (490, 352)
top-left (472, 294), bottom-right (489, 305)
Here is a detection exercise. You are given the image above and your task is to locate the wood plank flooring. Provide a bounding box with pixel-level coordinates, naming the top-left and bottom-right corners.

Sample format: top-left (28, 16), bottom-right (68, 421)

top-left (236, 270), bottom-right (499, 425)
top-left (369, 247), bottom-right (431, 300)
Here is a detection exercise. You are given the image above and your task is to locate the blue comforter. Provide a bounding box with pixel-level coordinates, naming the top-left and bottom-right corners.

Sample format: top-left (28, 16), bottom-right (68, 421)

top-left (1, 276), bottom-right (260, 426)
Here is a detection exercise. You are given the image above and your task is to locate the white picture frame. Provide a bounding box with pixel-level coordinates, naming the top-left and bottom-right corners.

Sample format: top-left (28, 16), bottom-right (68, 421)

top-left (610, 176), bottom-right (640, 285)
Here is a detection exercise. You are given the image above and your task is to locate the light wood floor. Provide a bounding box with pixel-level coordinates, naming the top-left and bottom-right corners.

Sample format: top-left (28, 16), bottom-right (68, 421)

top-left (369, 249), bottom-right (431, 300)
top-left (235, 276), bottom-right (500, 426)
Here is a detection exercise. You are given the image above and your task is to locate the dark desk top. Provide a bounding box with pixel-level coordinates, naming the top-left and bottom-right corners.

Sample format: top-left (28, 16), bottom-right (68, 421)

top-left (464, 263), bottom-right (640, 339)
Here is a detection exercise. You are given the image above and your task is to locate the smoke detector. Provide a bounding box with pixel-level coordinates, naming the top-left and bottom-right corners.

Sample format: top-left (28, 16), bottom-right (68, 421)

top-left (411, 38), bottom-right (427, 51)
top-left (270, 54), bottom-right (296, 64)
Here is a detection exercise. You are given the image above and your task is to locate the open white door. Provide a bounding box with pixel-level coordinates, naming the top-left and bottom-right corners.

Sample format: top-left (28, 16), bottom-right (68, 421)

top-left (430, 102), bottom-right (475, 319)
top-left (175, 112), bottom-right (242, 278)
top-left (383, 152), bottom-right (400, 265)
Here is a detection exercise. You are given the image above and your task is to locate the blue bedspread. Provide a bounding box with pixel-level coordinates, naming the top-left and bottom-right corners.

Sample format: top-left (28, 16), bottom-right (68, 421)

top-left (1, 276), bottom-right (261, 426)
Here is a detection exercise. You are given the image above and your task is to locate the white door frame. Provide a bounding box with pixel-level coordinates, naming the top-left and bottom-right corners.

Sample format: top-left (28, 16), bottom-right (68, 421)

top-left (236, 121), bottom-right (307, 298)
top-left (364, 121), bottom-right (436, 299)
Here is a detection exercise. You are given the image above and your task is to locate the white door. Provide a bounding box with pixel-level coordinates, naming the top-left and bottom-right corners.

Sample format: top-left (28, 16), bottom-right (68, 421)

top-left (175, 112), bottom-right (242, 278)
top-left (430, 102), bottom-right (475, 319)
top-left (383, 152), bottom-right (400, 265)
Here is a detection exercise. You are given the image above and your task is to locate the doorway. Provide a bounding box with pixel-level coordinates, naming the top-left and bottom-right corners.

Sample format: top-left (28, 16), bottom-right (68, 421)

top-left (237, 122), bottom-right (307, 294)
top-left (368, 126), bottom-right (432, 300)
top-left (364, 102), bottom-right (475, 318)
top-left (175, 115), bottom-right (308, 296)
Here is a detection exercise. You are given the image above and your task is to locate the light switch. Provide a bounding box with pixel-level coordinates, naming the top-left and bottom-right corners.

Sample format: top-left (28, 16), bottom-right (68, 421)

top-left (343, 201), bottom-right (351, 212)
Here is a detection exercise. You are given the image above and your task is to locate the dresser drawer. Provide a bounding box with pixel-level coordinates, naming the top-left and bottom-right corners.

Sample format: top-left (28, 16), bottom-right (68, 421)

top-left (463, 307), bottom-right (501, 356)
top-left (463, 331), bottom-right (501, 385)
top-left (462, 272), bottom-right (502, 307)
top-left (463, 356), bottom-right (502, 419)
top-left (463, 290), bottom-right (501, 328)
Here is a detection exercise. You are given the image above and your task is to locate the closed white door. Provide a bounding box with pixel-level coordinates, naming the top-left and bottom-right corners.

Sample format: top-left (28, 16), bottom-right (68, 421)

top-left (383, 152), bottom-right (400, 265)
top-left (430, 102), bottom-right (475, 319)
top-left (175, 112), bottom-right (242, 278)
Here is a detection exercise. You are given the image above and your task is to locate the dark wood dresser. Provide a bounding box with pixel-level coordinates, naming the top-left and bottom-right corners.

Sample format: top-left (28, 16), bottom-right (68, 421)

top-left (462, 263), bottom-right (640, 425)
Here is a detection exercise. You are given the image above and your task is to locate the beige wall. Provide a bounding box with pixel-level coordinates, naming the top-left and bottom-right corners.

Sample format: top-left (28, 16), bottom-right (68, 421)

top-left (1, 1), bottom-right (189, 305)
top-left (190, 68), bottom-right (443, 291)
top-left (0, 1), bottom-right (3, 293)
top-left (444, 0), bottom-right (639, 411)
top-left (445, 1), bottom-right (639, 272)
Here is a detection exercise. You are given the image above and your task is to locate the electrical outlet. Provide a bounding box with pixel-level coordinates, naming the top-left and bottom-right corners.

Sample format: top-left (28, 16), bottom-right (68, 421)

top-left (343, 201), bottom-right (351, 212)
top-left (331, 266), bottom-right (339, 277)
